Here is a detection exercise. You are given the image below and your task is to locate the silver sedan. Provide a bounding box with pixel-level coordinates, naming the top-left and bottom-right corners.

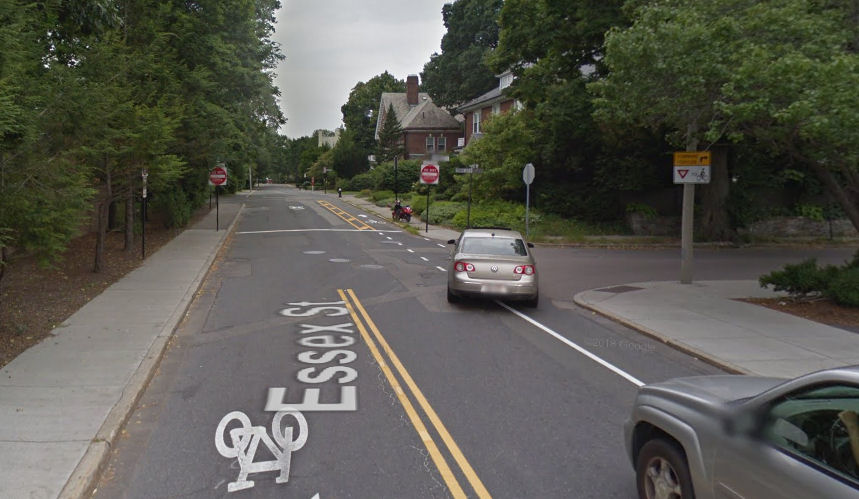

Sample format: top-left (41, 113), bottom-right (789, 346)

top-left (626, 366), bottom-right (859, 498)
top-left (446, 228), bottom-right (538, 307)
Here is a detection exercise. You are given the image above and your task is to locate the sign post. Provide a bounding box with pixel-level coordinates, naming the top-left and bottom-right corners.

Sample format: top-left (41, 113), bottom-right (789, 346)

top-left (673, 151), bottom-right (710, 284)
top-left (522, 163), bottom-right (535, 238)
top-left (455, 164), bottom-right (482, 228)
top-left (210, 165), bottom-right (228, 231)
top-left (420, 163), bottom-right (440, 233)
top-left (141, 170), bottom-right (148, 259)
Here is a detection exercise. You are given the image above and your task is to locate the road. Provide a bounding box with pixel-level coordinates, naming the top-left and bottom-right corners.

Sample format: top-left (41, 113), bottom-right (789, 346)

top-left (93, 185), bottom-right (854, 498)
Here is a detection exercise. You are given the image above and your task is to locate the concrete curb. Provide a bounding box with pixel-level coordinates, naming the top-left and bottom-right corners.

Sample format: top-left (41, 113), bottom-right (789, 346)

top-left (571, 291), bottom-right (750, 376)
top-left (58, 204), bottom-right (245, 499)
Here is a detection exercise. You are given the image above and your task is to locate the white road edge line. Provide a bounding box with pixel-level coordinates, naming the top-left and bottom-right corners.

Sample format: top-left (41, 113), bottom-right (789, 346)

top-left (420, 257), bottom-right (430, 262)
top-left (436, 266), bottom-right (447, 272)
top-left (407, 249), bottom-right (415, 253)
top-left (496, 302), bottom-right (645, 387)
top-left (436, 243), bottom-right (445, 248)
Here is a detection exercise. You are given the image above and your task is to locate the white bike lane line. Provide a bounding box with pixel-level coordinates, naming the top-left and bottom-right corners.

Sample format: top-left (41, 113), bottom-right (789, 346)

top-left (497, 302), bottom-right (645, 387)
top-left (340, 288), bottom-right (491, 499)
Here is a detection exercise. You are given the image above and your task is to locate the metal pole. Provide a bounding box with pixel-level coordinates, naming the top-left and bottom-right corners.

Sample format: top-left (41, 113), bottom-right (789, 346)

top-left (141, 196), bottom-right (146, 259)
top-left (141, 170), bottom-right (148, 259)
top-left (394, 156), bottom-right (398, 203)
top-left (467, 171), bottom-right (472, 228)
top-left (680, 184), bottom-right (695, 283)
top-left (425, 186), bottom-right (430, 233)
top-left (525, 183), bottom-right (530, 238)
top-left (216, 185), bottom-right (220, 232)
top-left (680, 134), bottom-right (698, 284)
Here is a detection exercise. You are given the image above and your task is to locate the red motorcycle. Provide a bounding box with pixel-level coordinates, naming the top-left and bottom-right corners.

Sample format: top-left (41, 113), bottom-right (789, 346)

top-left (392, 204), bottom-right (413, 223)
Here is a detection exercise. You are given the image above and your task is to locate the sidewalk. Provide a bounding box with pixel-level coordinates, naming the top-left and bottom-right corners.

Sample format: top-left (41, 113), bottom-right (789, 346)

top-left (1, 188), bottom-right (855, 498)
top-left (0, 196), bottom-right (244, 499)
top-left (574, 281), bottom-right (859, 378)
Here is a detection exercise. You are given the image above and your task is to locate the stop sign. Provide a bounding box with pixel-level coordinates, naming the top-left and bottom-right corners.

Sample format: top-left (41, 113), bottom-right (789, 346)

top-left (209, 166), bottom-right (227, 186)
top-left (420, 164), bottom-right (439, 185)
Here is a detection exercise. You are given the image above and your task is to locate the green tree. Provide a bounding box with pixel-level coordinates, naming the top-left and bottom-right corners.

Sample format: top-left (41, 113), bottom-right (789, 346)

top-left (0, 0), bottom-right (97, 288)
top-left (593, 0), bottom-right (859, 234)
top-left (481, 0), bottom-right (644, 221)
top-left (420, 0), bottom-right (503, 108)
top-left (460, 111), bottom-right (538, 201)
top-left (332, 130), bottom-right (369, 179)
top-left (375, 103), bottom-right (404, 164)
top-left (341, 72), bottom-right (405, 154)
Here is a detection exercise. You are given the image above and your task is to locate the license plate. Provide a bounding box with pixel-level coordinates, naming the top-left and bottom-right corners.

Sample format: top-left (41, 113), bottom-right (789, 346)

top-left (481, 284), bottom-right (508, 294)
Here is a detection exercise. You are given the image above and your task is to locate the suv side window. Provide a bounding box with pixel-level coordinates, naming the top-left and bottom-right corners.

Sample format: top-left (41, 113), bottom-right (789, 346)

top-left (762, 383), bottom-right (859, 484)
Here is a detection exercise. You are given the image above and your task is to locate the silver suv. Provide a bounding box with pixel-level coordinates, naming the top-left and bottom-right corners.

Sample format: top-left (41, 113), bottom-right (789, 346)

top-left (625, 366), bottom-right (859, 498)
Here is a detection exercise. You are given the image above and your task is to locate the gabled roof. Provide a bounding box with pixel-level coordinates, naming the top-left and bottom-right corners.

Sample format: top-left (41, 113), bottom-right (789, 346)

top-left (375, 93), bottom-right (461, 140)
top-left (458, 69), bottom-right (516, 113)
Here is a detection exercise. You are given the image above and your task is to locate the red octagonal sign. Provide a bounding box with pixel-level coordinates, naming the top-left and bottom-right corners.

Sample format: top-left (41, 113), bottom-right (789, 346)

top-left (209, 166), bottom-right (228, 186)
top-left (420, 163), bottom-right (439, 185)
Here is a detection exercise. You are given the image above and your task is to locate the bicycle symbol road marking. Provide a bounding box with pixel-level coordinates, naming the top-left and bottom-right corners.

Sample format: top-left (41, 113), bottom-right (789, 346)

top-left (215, 410), bottom-right (308, 492)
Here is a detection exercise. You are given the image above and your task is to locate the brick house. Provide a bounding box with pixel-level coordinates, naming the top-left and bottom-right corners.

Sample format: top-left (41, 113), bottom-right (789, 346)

top-left (374, 75), bottom-right (463, 161)
top-left (458, 70), bottom-right (522, 147)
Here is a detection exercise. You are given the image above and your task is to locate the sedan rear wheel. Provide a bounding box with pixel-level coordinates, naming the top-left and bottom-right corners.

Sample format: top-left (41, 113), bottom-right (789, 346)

top-left (446, 287), bottom-right (460, 303)
top-left (636, 439), bottom-right (694, 499)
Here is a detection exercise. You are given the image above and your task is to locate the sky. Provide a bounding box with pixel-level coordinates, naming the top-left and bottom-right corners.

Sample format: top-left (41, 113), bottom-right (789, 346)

top-left (272, 0), bottom-right (451, 138)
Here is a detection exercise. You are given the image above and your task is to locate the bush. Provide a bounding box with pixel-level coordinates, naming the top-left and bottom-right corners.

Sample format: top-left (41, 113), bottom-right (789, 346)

top-left (153, 186), bottom-right (192, 228)
top-left (419, 201), bottom-right (464, 225)
top-left (450, 201), bottom-right (527, 230)
top-left (369, 190), bottom-right (394, 205)
top-left (759, 259), bottom-right (837, 298)
top-left (345, 172), bottom-right (375, 191)
top-left (827, 267), bottom-right (859, 307)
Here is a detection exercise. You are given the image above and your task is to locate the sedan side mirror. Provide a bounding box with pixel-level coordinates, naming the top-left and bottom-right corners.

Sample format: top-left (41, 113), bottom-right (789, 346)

top-left (447, 239), bottom-right (456, 245)
top-left (527, 242), bottom-right (534, 248)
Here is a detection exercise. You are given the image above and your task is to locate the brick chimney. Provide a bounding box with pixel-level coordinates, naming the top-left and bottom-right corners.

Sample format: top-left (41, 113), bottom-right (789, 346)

top-left (406, 74), bottom-right (419, 106)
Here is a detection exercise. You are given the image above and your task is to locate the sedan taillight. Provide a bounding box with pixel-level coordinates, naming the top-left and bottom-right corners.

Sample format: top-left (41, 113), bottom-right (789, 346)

top-left (454, 261), bottom-right (475, 272)
top-left (514, 265), bottom-right (536, 275)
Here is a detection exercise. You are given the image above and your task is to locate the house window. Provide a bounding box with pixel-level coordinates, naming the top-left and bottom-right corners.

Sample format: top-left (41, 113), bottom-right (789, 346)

top-left (437, 137), bottom-right (446, 152)
top-left (472, 112), bottom-right (481, 134)
top-left (492, 102), bottom-right (501, 115)
top-left (426, 136), bottom-right (435, 152)
top-left (500, 73), bottom-right (514, 89)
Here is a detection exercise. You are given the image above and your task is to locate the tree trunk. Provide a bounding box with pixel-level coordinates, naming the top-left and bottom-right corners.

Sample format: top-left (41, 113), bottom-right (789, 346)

top-left (809, 161), bottom-right (859, 233)
top-left (0, 246), bottom-right (7, 307)
top-left (124, 176), bottom-right (134, 251)
top-left (94, 162), bottom-right (111, 273)
top-left (698, 145), bottom-right (735, 241)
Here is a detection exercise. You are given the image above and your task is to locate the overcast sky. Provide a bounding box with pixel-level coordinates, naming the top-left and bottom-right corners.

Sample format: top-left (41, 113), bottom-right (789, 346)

top-left (273, 0), bottom-right (451, 138)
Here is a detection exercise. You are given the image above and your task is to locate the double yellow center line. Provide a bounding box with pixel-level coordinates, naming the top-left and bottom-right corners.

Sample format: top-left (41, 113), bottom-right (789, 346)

top-left (338, 289), bottom-right (491, 499)
top-left (318, 200), bottom-right (373, 230)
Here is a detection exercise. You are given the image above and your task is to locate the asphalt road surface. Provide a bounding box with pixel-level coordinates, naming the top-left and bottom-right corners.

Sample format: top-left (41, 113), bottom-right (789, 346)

top-left (94, 185), bottom-right (854, 498)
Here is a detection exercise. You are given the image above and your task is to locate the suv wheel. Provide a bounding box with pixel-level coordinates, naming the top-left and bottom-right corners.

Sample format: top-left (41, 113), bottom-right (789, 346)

top-left (636, 438), bottom-right (694, 499)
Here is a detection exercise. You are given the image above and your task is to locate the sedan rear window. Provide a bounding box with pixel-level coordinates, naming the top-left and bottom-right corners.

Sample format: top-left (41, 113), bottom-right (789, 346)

top-left (460, 237), bottom-right (527, 256)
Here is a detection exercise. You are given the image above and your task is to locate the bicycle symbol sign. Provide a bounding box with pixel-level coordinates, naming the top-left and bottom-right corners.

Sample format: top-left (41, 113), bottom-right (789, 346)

top-left (215, 410), bottom-right (308, 492)
top-left (673, 165), bottom-right (710, 184)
